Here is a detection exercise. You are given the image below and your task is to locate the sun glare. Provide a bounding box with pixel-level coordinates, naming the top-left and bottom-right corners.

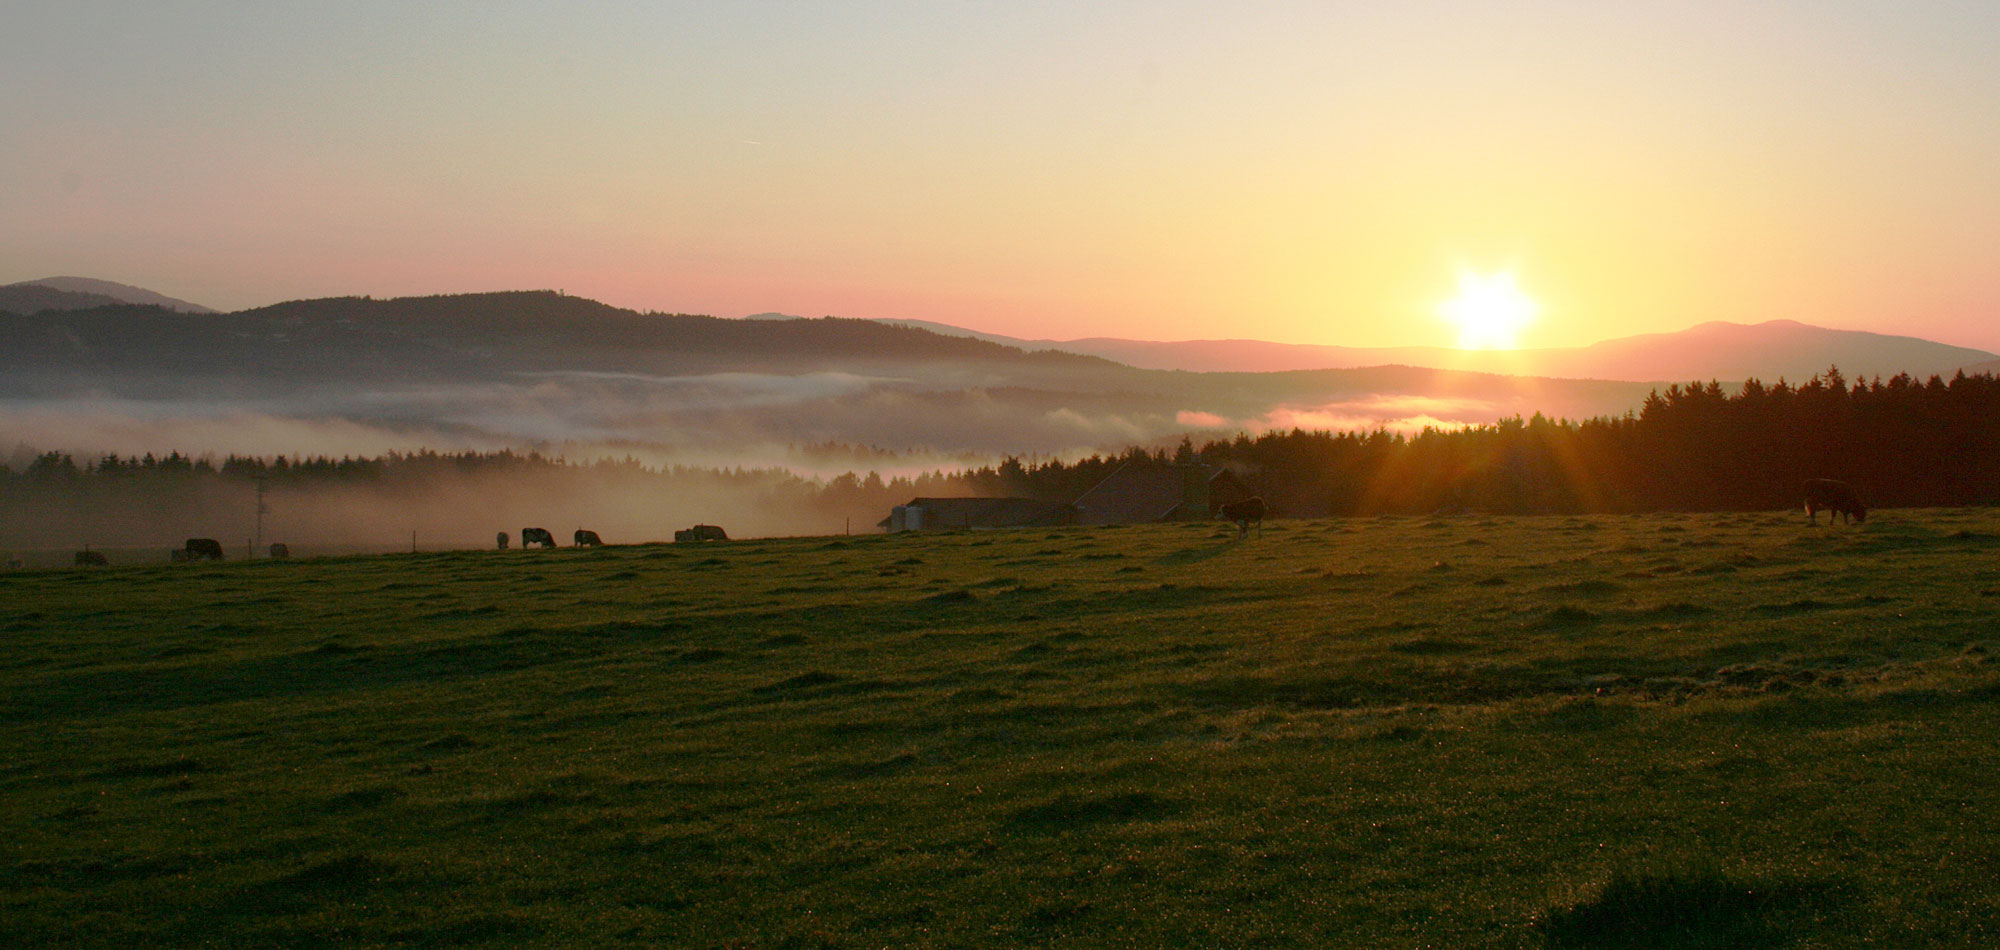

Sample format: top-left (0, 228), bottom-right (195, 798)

top-left (1440, 271), bottom-right (1537, 350)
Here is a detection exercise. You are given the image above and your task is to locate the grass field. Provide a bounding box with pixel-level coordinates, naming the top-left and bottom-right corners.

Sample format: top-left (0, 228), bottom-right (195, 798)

top-left (5, 509), bottom-right (2000, 947)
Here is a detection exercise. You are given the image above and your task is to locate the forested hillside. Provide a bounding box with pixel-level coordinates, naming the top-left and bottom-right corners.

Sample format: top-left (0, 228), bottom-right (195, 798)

top-left (0, 292), bottom-right (1108, 387)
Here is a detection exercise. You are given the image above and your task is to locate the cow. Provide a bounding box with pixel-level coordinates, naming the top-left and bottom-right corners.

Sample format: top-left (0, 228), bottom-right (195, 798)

top-left (184, 538), bottom-right (226, 561)
top-left (170, 548), bottom-right (190, 563)
top-left (496, 531), bottom-right (509, 550)
top-left (521, 527), bottom-right (557, 548)
top-left (268, 542), bottom-right (290, 559)
top-left (676, 524), bottom-right (729, 542)
top-left (1804, 478), bottom-right (1866, 525)
top-left (75, 550), bottom-right (109, 567)
top-left (574, 529), bottom-right (603, 547)
top-left (1217, 496), bottom-right (1266, 538)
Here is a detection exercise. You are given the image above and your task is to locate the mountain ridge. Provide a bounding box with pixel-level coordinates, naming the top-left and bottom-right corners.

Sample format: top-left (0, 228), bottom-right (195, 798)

top-left (870, 316), bottom-right (1997, 384)
top-left (3, 278), bottom-right (1990, 385)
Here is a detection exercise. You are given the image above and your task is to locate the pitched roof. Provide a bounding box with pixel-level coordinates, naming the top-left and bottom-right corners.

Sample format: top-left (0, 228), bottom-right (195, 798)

top-left (1071, 461), bottom-right (1191, 525)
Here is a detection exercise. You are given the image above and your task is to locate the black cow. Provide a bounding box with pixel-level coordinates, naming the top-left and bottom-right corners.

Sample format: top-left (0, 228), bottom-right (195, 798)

top-left (574, 529), bottom-right (603, 547)
top-left (676, 524), bottom-right (729, 542)
top-left (1803, 478), bottom-right (1866, 525)
top-left (184, 538), bottom-right (226, 561)
top-left (496, 531), bottom-right (509, 550)
top-left (268, 542), bottom-right (290, 559)
top-left (521, 527), bottom-right (557, 548)
top-left (75, 550), bottom-right (108, 567)
top-left (1217, 496), bottom-right (1266, 538)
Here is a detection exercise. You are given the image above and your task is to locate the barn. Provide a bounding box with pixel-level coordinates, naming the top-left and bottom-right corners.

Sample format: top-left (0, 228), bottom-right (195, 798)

top-left (1071, 461), bottom-right (1256, 526)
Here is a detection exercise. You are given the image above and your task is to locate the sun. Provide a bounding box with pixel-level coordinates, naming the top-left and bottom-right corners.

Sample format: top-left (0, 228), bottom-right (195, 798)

top-left (1440, 270), bottom-right (1537, 350)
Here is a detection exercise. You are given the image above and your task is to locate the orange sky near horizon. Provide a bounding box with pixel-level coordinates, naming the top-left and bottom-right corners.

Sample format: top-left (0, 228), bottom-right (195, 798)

top-left (4, 2), bottom-right (1998, 353)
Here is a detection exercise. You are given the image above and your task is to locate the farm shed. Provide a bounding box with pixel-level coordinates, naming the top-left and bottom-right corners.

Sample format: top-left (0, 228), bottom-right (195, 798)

top-left (1072, 461), bottom-right (1251, 525)
top-left (880, 497), bottom-right (1075, 532)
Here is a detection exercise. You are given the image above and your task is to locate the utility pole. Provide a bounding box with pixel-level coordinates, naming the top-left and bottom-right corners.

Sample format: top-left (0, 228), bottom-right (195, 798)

top-left (253, 475), bottom-right (270, 557)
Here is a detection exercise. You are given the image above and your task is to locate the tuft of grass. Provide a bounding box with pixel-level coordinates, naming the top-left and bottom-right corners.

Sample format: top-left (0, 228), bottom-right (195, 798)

top-left (1537, 867), bottom-right (1840, 948)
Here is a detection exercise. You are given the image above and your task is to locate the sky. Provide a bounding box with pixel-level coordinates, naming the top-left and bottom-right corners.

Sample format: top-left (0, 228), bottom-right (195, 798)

top-left (4, 1), bottom-right (1998, 352)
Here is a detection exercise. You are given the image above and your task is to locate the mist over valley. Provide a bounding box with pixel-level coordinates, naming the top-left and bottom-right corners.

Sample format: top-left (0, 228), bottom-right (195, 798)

top-left (2, 288), bottom-right (1672, 460)
top-left (4, 285), bottom-right (1993, 556)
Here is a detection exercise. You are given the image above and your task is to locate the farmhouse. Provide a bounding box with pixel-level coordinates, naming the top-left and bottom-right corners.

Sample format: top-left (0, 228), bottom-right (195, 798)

top-left (880, 497), bottom-right (1074, 532)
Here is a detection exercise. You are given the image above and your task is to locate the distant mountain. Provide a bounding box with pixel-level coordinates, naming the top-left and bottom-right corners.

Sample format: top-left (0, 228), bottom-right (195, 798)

top-left (0, 283), bottom-right (124, 315)
top-left (0, 277), bottom-right (216, 316)
top-left (0, 291), bottom-right (1115, 393)
top-left (875, 318), bottom-right (1999, 384)
top-left (12, 289), bottom-right (1994, 463)
top-left (20, 277), bottom-right (216, 313)
top-left (1961, 358), bottom-right (2000, 378)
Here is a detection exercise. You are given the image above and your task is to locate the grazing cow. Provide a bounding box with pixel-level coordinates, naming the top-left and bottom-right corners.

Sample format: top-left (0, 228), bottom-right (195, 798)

top-left (184, 538), bottom-right (226, 561)
top-left (1803, 478), bottom-right (1866, 525)
top-left (574, 529), bottom-right (603, 547)
top-left (75, 550), bottom-right (108, 567)
top-left (520, 527), bottom-right (557, 548)
top-left (268, 542), bottom-right (290, 559)
top-left (496, 531), bottom-right (509, 550)
top-left (676, 524), bottom-right (729, 542)
top-left (1218, 496), bottom-right (1267, 538)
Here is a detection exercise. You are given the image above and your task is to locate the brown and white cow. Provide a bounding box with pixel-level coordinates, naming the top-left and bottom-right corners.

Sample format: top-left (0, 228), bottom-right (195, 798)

top-left (1218, 496), bottom-right (1267, 538)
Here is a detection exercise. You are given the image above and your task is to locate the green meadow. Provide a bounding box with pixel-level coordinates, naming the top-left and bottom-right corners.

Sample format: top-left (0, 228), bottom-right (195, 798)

top-left (5, 510), bottom-right (2000, 947)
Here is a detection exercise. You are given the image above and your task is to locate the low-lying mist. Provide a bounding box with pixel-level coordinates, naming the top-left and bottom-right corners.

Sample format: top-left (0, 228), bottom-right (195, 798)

top-left (0, 358), bottom-right (1663, 558)
top-left (0, 464), bottom-right (875, 564)
top-left (3, 363), bottom-right (1643, 465)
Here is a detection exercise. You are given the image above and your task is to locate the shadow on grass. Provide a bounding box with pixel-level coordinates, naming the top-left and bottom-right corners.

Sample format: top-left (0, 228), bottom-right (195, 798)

top-left (1537, 868), bottom-right (1844, 948)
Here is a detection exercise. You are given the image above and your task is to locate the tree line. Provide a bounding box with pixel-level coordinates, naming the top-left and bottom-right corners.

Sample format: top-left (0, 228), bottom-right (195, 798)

top-left (931, 366), bottom-right (2000, 515)
top-left (5, 367), bottom-right (1996, 525)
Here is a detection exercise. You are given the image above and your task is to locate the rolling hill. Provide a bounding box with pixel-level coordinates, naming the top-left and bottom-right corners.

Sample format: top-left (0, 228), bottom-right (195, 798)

top-left (0, 277), bottom-right (215, 315)
top-left (5, 288), bottom-right (1991, 463)
top-left (0, 291), bottom-right (1660, 458)
top-left (874, 317), bottom-right (1999, 384)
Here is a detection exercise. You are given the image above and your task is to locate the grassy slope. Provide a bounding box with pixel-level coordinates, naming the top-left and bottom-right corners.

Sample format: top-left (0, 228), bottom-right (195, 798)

top-left (4, 511), bottom-right (2000, 947)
